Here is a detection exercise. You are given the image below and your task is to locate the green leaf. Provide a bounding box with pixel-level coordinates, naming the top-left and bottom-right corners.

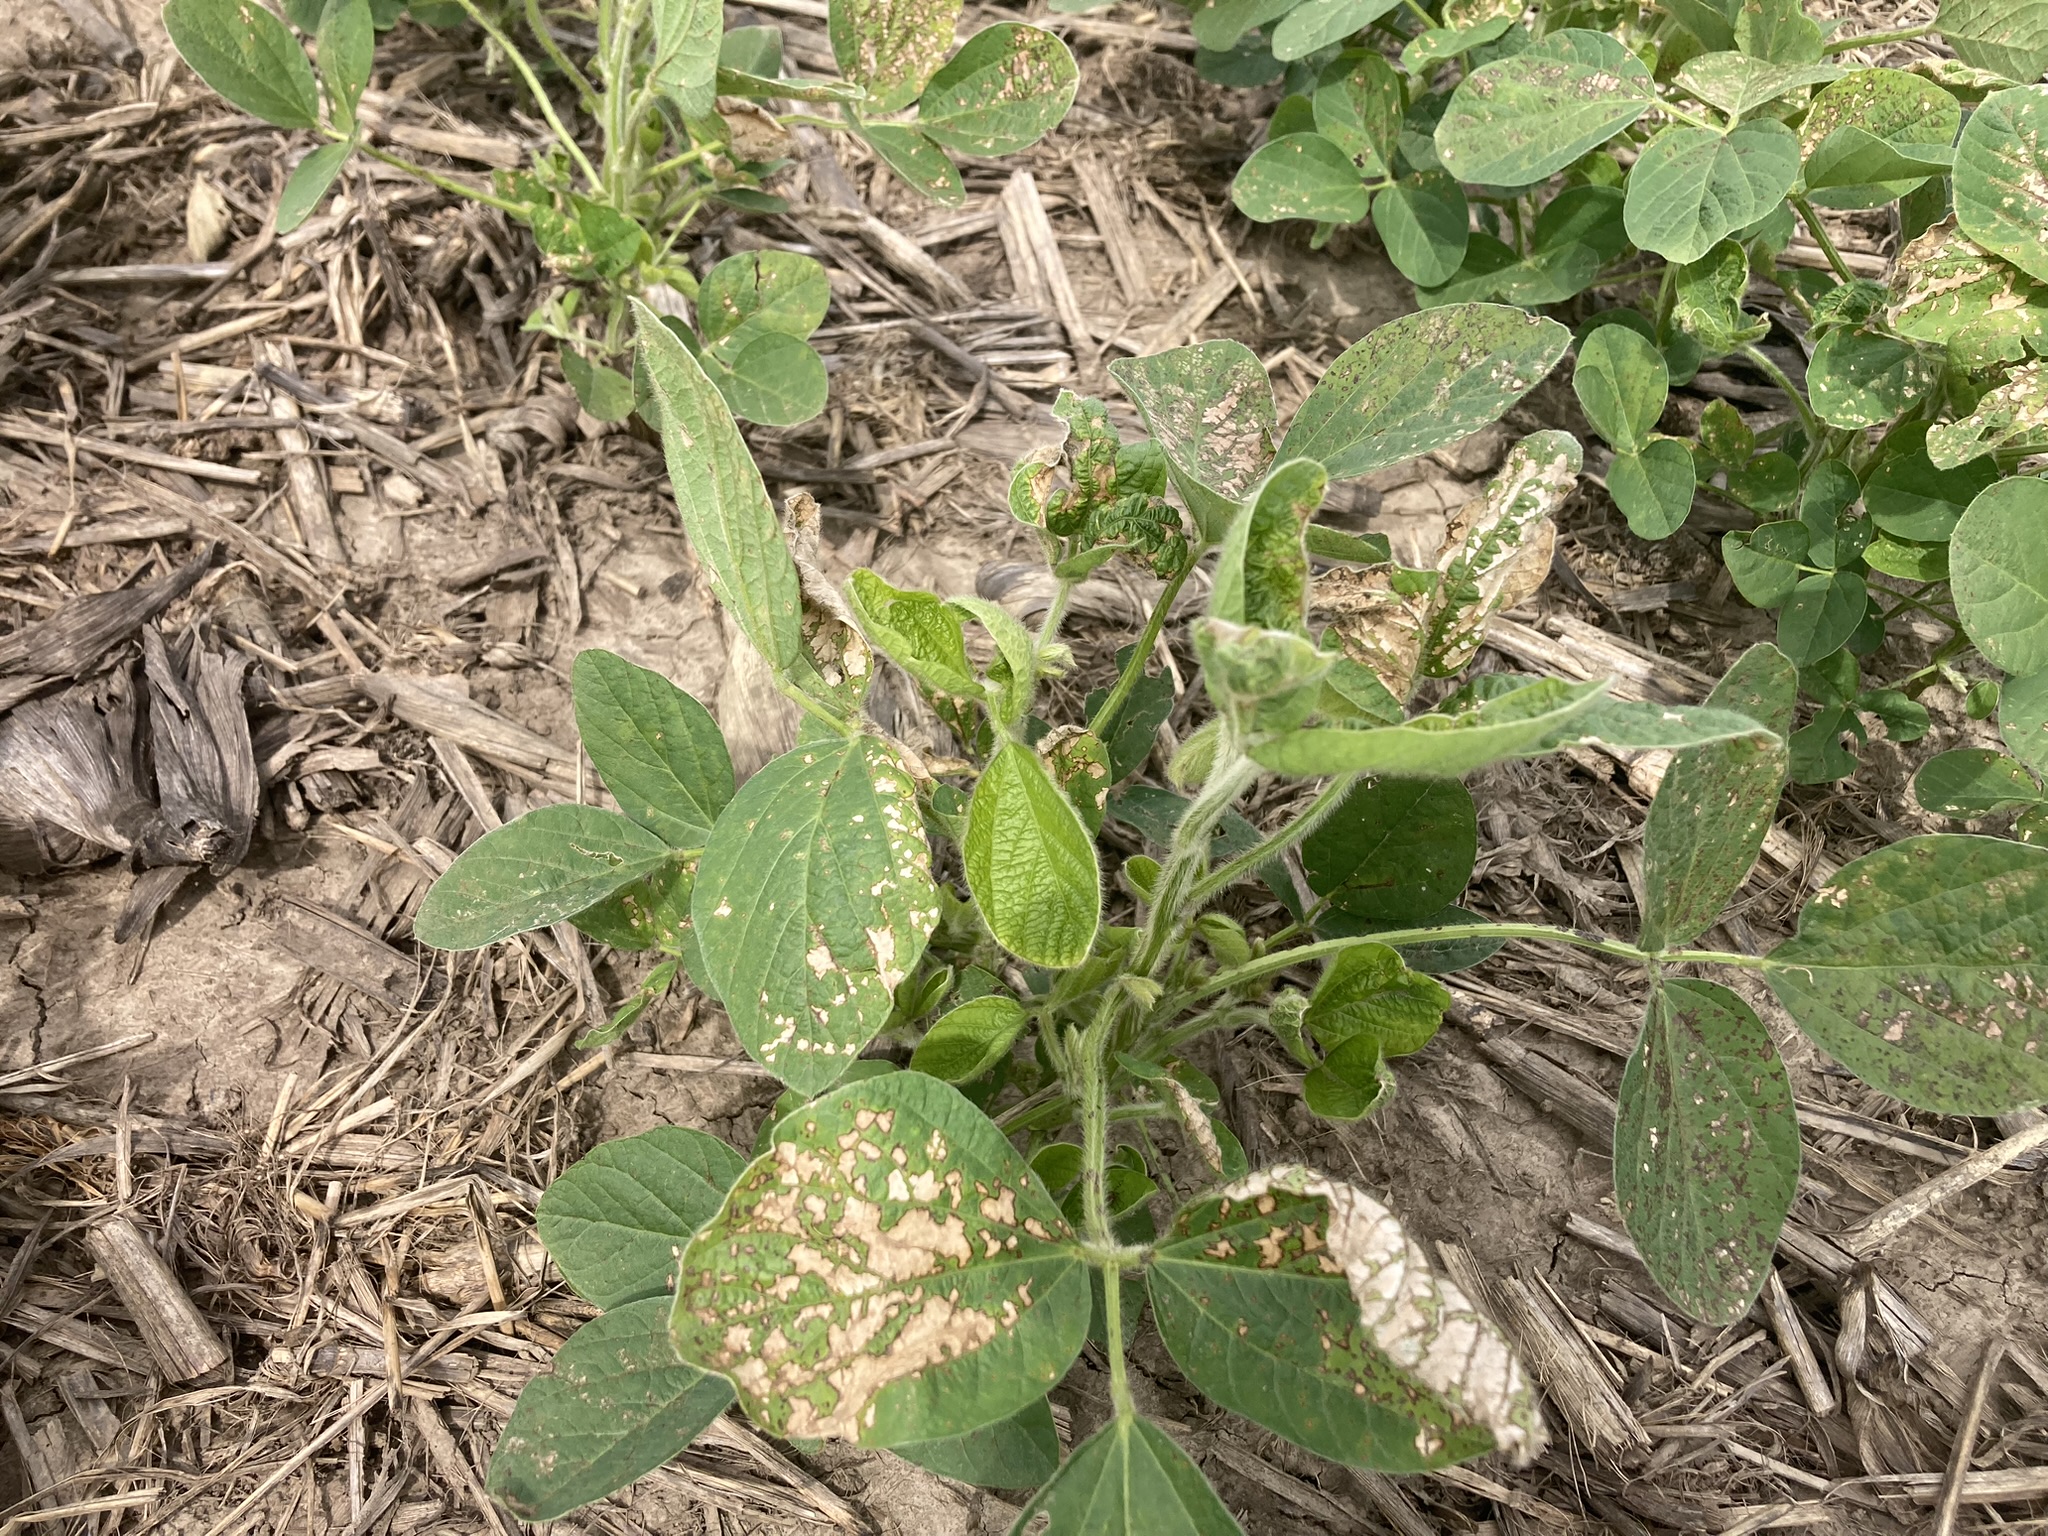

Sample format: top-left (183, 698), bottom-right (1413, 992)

top-left (917, 24), bottom-right (1077, 155)
top-left (632, 301), bottom-right (805, 679)
top-left (1255, 678), bottom-right (1608, 778)
top-left (854, 119), bottom-right (966, 204)
top-left (698, 251), bottom-right (831, 344)
top-left (1189, 0), bottom-right (1296, 50)
top-left (1314, 51), bottom-right (1403, 175)
top-left (275, 139), bottom-right (352, 234)
top-left (1109, 342), bottom-right (1276, 542)
top-left (572, 856), bottom-right (699, 960)
top-left (1929, 363), bottom-right (2048, 468)
top-left (1614, 980), bottom-right (1799, 1325)
top-left (830, 0), bottom-right (961, 112)
top-left (1305, 525), bottom-right (1393, 565)
top-left (1952, 476), bottom-right (2048, 674)
top-left (417, 806), bottom-right (678, 950)
top-left (1887, 220), bottom-right (2048, 368)
top-left (1088, 659), bottom-right (1178, 782)
top-left (1767, 835), bottom-right (2048, 1113)
top-left (1640, 645), bottom-right (1794, 951)
top-left (1939, 0), bottom-right (2048, 85)
top-left (1623, 120), bottom-right (1801, 265)
top-left (1280, 304), bottom-right (1570, 481)
top-left (1799, 70), bottom-right (1958, 210)
top-left (1372, 172), bottom-right (1469, 287)
top-left (537, 1127), bottom-right (750, 1308)
top-left (1233, 133), bottom-right (1374, 225)
top-left (1798, 458), bottom-right (1871, 570)
top-left (1610, 440), bottom-right (1696, 539)
top-left (1400, 17), bottom-right (1514, 72)
top-left (1573, 324), bottom-right (1666, 454)
top-left (1213, 459), bottom-right (1323, 632)
top-left (1671, 240), bottom-right (1770, 355)
top-left (965, 740), bottom-right (1101, 969)
top-left (1804, 129), bottom-right (1953, 201)
top-left (165, 0), bottom-right (322, 130)
top-left (1196, 620), bottom-right (1332, 733)
top-left (561, 346), bottom-right (636, 422)
top-left (1915, 747), bottom-right (2046, 817)
top-left (1864, 424), bottom-right (1995, 540)
top-left (721, 23), bottom-right (783, 75)
top-left (707, 328), bottom-right (831, 427)
top-left (1434, 29), bottom-right (1654, 188)
top-left (1956, 85), bottom-right (2048, 287)
top-left (1274, 0), bottom-right (1400, 59)
top-left (651, 0), bottom-right (721, 118)
top-left (909, 995), bottom-right (1029, 1083)
top-left (1675, 52), bottom-right (1841, 116)
top-left (488, 1298), bottom-right (737, 1521)
top-left (1010, 1414), bottom-right (1242, 1535)
top-left (1863, 532), bottom-right (1951, 580)
top-left (1732, 0), bottom-right (1821, 60)
top-left (893, 1395), bottom-right (1060, 1488)
top-left (2003, 669), bottom-right (2048, 776)
top-left (1808, 328), bottom-right (1939, 428)
top-left (1302, 776), bottom-right (1476, 924)
top-left (847, 569), bottom-right (979, 699)
top-left (1303, 1033), bottom-right (1397, 1121)
top-left (671, 1072), bottom-right (1089, 1442)
top-left (573, 650), bottom-right (732, 846)
top-left (1563, 696), bottom-right (1778, 751)
top-left (694, 737), bottom-right (937, 1094)
top-left (1722, 521), bottom-right (1808, 608)
top-left (1776, 569), bottom-right (1867, 664)
top-left (316, 0), bottom-right (372, 126)
top-left (1148, 1167), bottom-right (1544, 1471)
top-left (1305, 942), bottom-right (1451, 1054)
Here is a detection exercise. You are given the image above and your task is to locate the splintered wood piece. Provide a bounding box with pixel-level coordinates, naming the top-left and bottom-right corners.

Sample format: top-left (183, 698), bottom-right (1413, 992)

top-left (409, 1395), bottom-right (516, 1536)
top-left (1934, 1340), bottom-right (2006, 1536)
top-left (1763, 1269), bottom-right (1838, 1418)
top-left (0, 541), bottom-right (214, 679)
top-left (260, 342), bottom-right (344, 567)
top-left (1843, 1117), bottom-right (2048, 1257)
top-left (1347, 1471), bottom-right (1436, 1536)
top-left (998, 170), bottom-right (1090, 348)
top-left (1075, 153), bottom-right (1150, 306)
top-left (56, 1368), bottom-right (122, 1454)
top-left (83, 1215), bottom-right (229, 1382)
top-left (1138, 265), bottom-right (1237, 353)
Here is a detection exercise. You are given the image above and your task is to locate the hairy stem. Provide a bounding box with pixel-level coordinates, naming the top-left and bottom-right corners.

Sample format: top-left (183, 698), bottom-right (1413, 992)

top-left (1187, 770), bottom-right (1360, 908)
top-left (1792, 197), bottom-right (1855, 284)
top-left (1084, 550), bottom-right (1201, 742)
top-left (356, 144), bottom-right (530, 216)
top-left (1134, 748), bottom-right (1262, 977)
top-left (454, 0), bottom-right (603, 191)
top-left (523, 0), bottom-right (600, 116)
top-left (1821, 20), bottom-right (1938, 52)
top-left (1075, 1016), bottom-right (1135, 1414)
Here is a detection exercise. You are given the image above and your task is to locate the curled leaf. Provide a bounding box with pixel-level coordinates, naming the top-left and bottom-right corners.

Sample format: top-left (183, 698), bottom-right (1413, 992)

top-left (1312, 565), bottom-right (1434, 703)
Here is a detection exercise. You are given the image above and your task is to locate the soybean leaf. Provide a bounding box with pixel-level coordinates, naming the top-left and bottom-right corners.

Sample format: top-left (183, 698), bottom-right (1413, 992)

top-left (1212, 459), bottom-right (1324, 632)
top-left (1256, 678), bottom-right (1608, 777)
top-left (1928, 362), bottom-right (2048, 468)
top-left (1280, 304), bottom-right (1570, 481)
top-left (537, 1127), bottom-right (749, 1308)
top-left (1435, 29), bottom-right (1655, 188)
top-left (856, 119), bottom-right (966, 204)
top-left (1274, 0), bottom-right (1401, 60)
top-left (632, 301), bottom-right (804, 679)
top-left (1956, 85), bottom-right (2048, 286)
top-left (917, 24), bottom-right (1078, 155)
top-left (1194, 35), bottom-right (1286, 87)
top-left (1087, 656), bottom-right (1177, 781)
top-left (1301, 776), bottom-right (1477, 924)
top-left (1661, 0), bottom-right (1736, 50)
top-left (1798, 458), bottom-right (1871, 570)
top-left (698, 251), bottom-right (831, 345)
top-left (573, 651), bottom-right (731, 847)
top-left (965, 740), bottom-right (1101, 969)
top-left (1863, 533), bottom-right (1951, 580)
top-left (1952, 476), bottom-right (2048, 675)
top-left (1109, 342), bottom-right (1276, 542)
top-left (417, 806), bottom-right (677, 950)
top-left (1148, 1167), bottom-right (1544, 1471)
top-left (707, 327), bottom-right (830, 427)
top-left (1562, 697), bottom-right (1777, 751)
top-left (721, 24), bottom-right (783, 75)
top-left (316, 0), bottom-right (372, 127)
top-left (1640, 644), bottom-right (1795, 951)
top-left (1401, 17), bottom-right (1514, 72)
top-left (1805, 130), bottom-right (1953, 199)
top-left (1610, 440), bottom-right (1696, 539)
top-left (1009, 1414), bottom-right (1242, 1535)
top-left (1189, 0), bottom-right (1297, 51)
top-left (1305, 525), bottom-right (1393, 564)
top-left (276, 139), bottom-right (352, 234)
top-left (1614, 980), bottom-right (1799, 1325)
top-left (1303, 1033), bottom-right (1397, 1121)
top-left (1671, 240), bottom-right (1769, 355)
top-left (1863, 423), bottom-right (1996, 540)
top-left (1939, 0), bottom-right (2048, 85)
top-left (1109, 785), bottom-right (1302, 917)
top-left (671, 1072), bottom-right (1089, 1442)
top-left (1733, 0), bottom-right (1822, 60)
top-left (830, 0), bottom-right (961, 112)
top-left (1675, 53), bottom-right (1840, 116)
top-left (1304, 942), bottom-right (1450, 1054)
top-left (1372, 173), bottom-right (1469, 287)
top-left (2003, 669), bottom-right (2048, 776)
top-left (1887, 220), bottom-right (2048, 367)
top-left (1314, 51), bottom-right (1402, 174)
top-left (1574, 325), bottom-right (1666, 454)
top-left (910, 995), bottom-right (1030, 1083)
top-left (1809, 329), bottom-right (1939, 428)
top-left (1233, 133), bottom-right (1374, 225)
top-left (165, 0), bottom-right (322, 130)
top-left (1776, 569), bottom-right (1867, 664)
top-left (847, 569), bottom-right (979, 700)
top-left (488, 1298), bottom-right (737, 1521)
top-left (1722, 522), bottom-right (1808, 608)
top-left (573, 857), bottom-right (699, 962)
top-left (1198, 619), bottom-right (1331, 732)
top-left (651, 0), bottom-right (721, 118)
top-left (693, 736), bottom-right (936, 1094)
top-left (893, 1396), bottom-right (1060, 1488)
top-left (1800, 69), bottom-right (1958, 209)
top-left (1623, 120), bottom-right (1802, 265)
top-left (1766, 835), bottom-right (2048, 1113)
top-left (1423, 431), bottom-right (1578, 679)
top-left (1915, 748), bottom-right (2047, 817)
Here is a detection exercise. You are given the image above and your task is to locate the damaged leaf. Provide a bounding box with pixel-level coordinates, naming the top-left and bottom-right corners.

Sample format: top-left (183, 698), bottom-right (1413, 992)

top-left (1212, 459), bottom-right (1324, 633)
top-left (1954, 84), bottom-right (2048, 287)
top-left (1928, 361), bottom-right (2048, 468)
top-left (917, 24), bottom-right (1078, 155)
top-left (830, 0), bottom-right (962, 111)
top-left (416, 805), bottom-right (679, 951)
top-left (1434, 29), bottom-right (1655, 188)
top-left (1312, 565), bottom-right (1435, 703)
top-left (1109, 341), bottom-right (1277, 542)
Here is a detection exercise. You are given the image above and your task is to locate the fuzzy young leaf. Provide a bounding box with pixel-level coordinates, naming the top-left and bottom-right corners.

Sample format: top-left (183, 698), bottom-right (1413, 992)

top-left (1109, 342), bottom-right (1276, 542)
top-left (488, 1298), bottom-right (736, 1521)
top-left (1010, 1414), bottom-right (1243, 1535)
top-left (1233, 133), bottom-right (1374, 225)
top-left (893, 1396), bottom-right (1060, 1488)
top-left (1615, 980), bottom-right (1799, 1325)
top-left (1372, 173), bottom-right (1470, 288)
top-left (1301, 776), bottom-right (1477, 924)
top-left (1574, 325), bottom-right (1667, 455)
top-left (1939, 0), bottom-right (2048, 92)
top-left (417, 806), bottom-right (678, 950)
top-left (693, 737), bottom-right (936, 1094)
top-left (1951, 476), bottom-right (2048, 676)
top-left (965, 741), bottom-right (1101, 969)
top-left (1280, 305), bottom-right (1570, 481)
top-left (1956, 85), bottom-right (2048, 287)
top-left (1434, 29), bottom-right (1654, 188)
top-left (276, 139), bottom-right (352, 234)
top-left (1640, 645), bottom-right (1795, 952)
top-left (830, 0), bottom-right (962, 112)
top-left (1304, 942), bottom-right (1451, 1054)
top-left (572, 651), bottom-right (732, 847)
top-left (1148, 1166), bottom-right (1544, 1471)
top-left (633, 302), bottom-right (805, 680)
top-left (846, 570), bottom-right (979, 700)
top-left (909, 995), bottom-right (1029, 1083)
top-left (1767, 835), bottom-right (2048, 1113)
top-left (1303, 1033), bottom-right (1397, 1121)
top-left (537, 1128), bottom-right (750, 1308)
top-left (165, 0), bottom-right (322, 130)
top-left (917, 24), bottom-right (1078, 155)
top-left (1914, 748), bottom-right (2047, 817)
top-left (1212, 459), bottom-right (1324, 632)
top-left (1256, 678), bottom-right (1608, 778)
top-left (670, 1071), bottom-right (1089, 1442)
top-left (1623, 120), bottom-right (1801, 265)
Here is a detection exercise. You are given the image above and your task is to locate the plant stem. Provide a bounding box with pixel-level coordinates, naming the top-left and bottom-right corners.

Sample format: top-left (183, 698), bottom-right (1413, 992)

top-left (1657, 95), bottom-right (1722, 132)
top-left (1187, 771), bottom-right (1359, 908)
top-left (779, 113), bottom-right (852, 131)
top-left (1075, 1016), bottom-right (1135, 1414)
top-left (356, 144), bottom-right (531, 216)
top-left (454, 0), bottom-right (603, 191)
top-left (1400, 0), bottom-right (1435, 27)
top-left (523, 0), bottom-right (600, 116)
top-left (1821, 20), bottom-right (1937, 52)
top-left (1792, 198), bottom-right (1855, 284)
top-left (1134, 749), bottom-right (1262, 977)
top-left (1739, 344), bottom-right (1822, 442)
top-left (1085, 549), bottom-right (1201, 741)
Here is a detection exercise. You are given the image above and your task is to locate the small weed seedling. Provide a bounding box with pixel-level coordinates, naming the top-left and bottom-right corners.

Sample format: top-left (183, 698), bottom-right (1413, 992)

top-left (417, 301), bottom-right (2048, 1529)
top-left (164, 0), bottom-right (1076, 423)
